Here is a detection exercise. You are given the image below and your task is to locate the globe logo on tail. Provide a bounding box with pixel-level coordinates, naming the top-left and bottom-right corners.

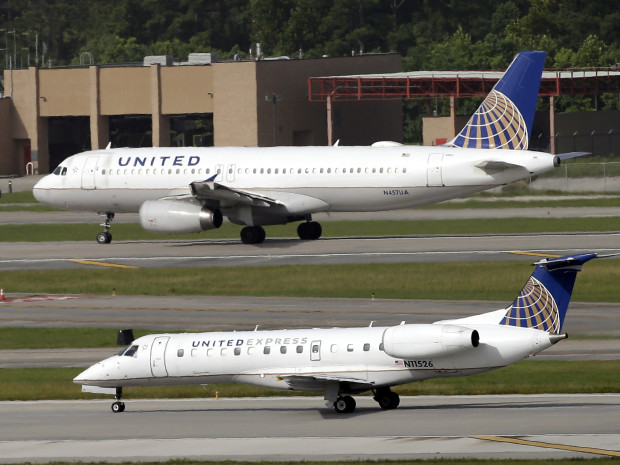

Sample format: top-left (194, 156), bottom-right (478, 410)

top-left (500, 276), bottom-right (561, 333)
top-left (448, 90), bottom-right (528, 150)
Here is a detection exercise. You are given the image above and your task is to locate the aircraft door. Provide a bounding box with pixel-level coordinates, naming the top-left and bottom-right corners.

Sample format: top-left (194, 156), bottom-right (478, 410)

top-left (215, 164), bottom-right (224, 182)
top-left (310, 340), bottom-right (321, 361)
top-left (426, 153), bottom-right (444, 187)
top-left (150, 336), bottom-right (170, 377)
top-left (226, 164), bottom-right (236, 182)
top-left (81, 156), bottom-right (99, 190)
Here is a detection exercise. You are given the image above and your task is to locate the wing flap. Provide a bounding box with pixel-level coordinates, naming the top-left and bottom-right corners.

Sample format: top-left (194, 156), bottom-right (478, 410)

top-left (190, 180), bottom-right (279, 207)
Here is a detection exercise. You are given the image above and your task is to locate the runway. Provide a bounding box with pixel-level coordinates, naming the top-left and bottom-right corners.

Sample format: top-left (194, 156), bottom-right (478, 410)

top-left (2, 231), bottom-right (620, 270)
top-left (1, 395), bottom-right (618, 462)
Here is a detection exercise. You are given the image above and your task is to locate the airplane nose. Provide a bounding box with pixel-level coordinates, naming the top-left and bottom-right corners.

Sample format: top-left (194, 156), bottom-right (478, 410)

top-left (73, 362), bottom-right (105, 385)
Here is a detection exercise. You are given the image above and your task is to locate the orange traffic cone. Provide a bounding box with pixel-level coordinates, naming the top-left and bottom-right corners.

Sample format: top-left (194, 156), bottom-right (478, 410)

top-left (0, 288), bottom-right (5, 301)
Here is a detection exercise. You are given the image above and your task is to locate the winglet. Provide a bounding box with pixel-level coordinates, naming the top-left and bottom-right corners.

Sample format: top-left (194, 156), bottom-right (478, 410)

top-left (500, 252), bottom-right (597, 333)
top-left (447, 51), bottom-right (546, 150)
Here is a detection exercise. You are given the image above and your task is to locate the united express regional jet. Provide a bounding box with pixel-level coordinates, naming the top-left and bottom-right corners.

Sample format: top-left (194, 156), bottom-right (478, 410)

top-left (33, 51), bottom-right (581, 244)
top-left (74, 252), bottom-right (595, 414)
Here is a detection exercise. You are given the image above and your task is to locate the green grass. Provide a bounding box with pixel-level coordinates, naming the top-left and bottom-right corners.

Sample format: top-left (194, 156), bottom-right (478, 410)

top-left (0, 190), bottom-right (39, 203)
top-left (2, 260), bottom-right (620, 301)
top-left (2, 216), bottom-right (620, 242)
top-left (2, 360), bottom-right (619, 401)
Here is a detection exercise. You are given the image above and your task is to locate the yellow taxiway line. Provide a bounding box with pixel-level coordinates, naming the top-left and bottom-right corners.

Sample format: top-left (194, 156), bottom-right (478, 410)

top-left (69, 260), bottom-right (139, 269)
top-left (510, 251), bottom-right (563, 258)
top-left (474, 435), bottom-right (620, 457)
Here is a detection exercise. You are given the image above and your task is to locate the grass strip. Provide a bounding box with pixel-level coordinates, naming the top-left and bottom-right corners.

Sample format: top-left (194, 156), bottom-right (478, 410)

top-left (2, 216), bottom-right (620, 242)
top-left (2, 360), bottom-right (618, 401)
top-left (1, 261), bottom-right (620, 301)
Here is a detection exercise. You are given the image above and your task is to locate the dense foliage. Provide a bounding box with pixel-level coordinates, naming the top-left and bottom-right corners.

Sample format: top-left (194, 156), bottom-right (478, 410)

top-left (2, 0), bottom-right (618, 141)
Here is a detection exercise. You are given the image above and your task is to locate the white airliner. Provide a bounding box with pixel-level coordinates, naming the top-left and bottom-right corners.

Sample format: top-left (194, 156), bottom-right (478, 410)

top-left (33, 51), bottom-right (584, 244)
top-left (75, 252), bottom-right (595, 414)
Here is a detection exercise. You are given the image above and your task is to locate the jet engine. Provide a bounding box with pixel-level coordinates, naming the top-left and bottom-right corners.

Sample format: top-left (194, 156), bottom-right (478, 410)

top-left (139, 200), bottom-right (222, 234)
top-left (382, 324), bottom-right (479, 359)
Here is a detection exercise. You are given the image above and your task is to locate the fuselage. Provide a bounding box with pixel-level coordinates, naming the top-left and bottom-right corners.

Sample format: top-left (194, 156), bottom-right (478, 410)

top-left (33, 145), bottom-right (558, 214)
top-left (74, 321), bottom-right (556, 392)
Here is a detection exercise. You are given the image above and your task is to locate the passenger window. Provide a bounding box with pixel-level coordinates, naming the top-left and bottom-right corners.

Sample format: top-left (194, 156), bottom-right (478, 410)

top-left (264, 346), bottom-right (271, 355)
top-left (312, 344), bottom-right (319, 353)
top-left (330, 344), bottom-right (338, 353)
top-left (207, 348), bottom-right (214, 357)
top-left (403, 167), bottom-right (407, 173)
top-left (177, 349), bottom-right (184, 357)
top-left (191, 349), bottom-right (198, 357)
top-left (248, 347), bottom-right (255, 355)
top-left (280, 346), bottom-right (287, 354)
top-left (379, 343), bottom-right (384, 351)
top-left (221, 348), bottom-right (228, 356)
top-left (363, 343), bottom-right (370, 351)
top-left (234, 347), bottom-right (241, 356)
top-left (347, 344), bottom-right (354, 352)
top-left (101, 169), bottom-right (106, 175)
top-left (296, 345), bottom-right (303, 354)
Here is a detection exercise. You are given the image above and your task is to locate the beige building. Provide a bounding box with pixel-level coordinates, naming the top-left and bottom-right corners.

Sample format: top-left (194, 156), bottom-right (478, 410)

top-left (0, 54), bottom-right (402, 175)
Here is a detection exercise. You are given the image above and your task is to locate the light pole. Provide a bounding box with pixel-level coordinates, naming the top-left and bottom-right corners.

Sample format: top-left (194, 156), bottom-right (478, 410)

top-left (0, 29), bottom-right (6, 69)
top-left (22, 32), bottom-right (29, 67)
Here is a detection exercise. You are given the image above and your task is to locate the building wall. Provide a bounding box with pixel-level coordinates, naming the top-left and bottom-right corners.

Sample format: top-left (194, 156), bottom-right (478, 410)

top-left (213, 61), bottom-right (258, 146)
top-left (1, 54), bottom-right (402, 175)
top-left (0, 98), bottom-right (16, 174)
top-left (255, 55), bottom-right (402, 147)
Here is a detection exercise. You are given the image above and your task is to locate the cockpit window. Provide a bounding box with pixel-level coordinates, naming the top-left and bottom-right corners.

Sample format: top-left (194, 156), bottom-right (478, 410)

top-left (53, 166), bottom-right (62, 175)
top-left (119, 345), bottom-right (139, 357)
top-left (61, 167), bottom-right (67, 175)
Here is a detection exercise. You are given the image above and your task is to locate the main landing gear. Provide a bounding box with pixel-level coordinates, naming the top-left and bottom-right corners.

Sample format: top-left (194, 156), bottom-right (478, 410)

top-left (331, 387), bottom-right (400, 414)
top-left (240, 226), bottom-right (266, 244)
top-left (373, 387), bottom-right (400, 410)
top-left (240, 220), bottom-right (322, 244)
top-left (97, 212), bottom-right (114, 244)
top-left (297, 221), bottom-right (322, 240)
top-left (111, 387), bottom-right (125, 413)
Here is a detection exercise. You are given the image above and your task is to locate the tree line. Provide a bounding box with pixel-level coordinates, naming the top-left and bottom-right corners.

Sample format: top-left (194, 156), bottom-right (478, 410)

top-left (2, 0), bottom-right (618, 141)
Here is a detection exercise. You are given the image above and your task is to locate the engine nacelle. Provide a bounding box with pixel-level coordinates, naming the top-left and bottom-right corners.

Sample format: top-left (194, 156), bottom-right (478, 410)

top-left (382, 324), bottom-right (479, 359)
top-left (139, 200), bottom-right (222, 234)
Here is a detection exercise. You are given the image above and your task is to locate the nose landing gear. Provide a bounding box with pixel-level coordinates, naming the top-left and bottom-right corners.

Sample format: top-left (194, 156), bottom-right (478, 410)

top-left (111, 387), bottom-right (125, 413)
top-left (97, 212), bottom-right (114, 244)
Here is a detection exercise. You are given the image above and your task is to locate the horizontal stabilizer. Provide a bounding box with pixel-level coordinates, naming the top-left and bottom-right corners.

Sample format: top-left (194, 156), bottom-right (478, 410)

top-left (475, 160), bottom-right (527, 174)
top-left (556, 151), bottom-right (591, 161)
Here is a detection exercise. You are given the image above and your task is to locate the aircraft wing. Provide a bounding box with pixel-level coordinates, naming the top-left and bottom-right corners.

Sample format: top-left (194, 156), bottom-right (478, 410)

top-left (278, 374), bottom-right (374, 392)
top-left (190, 180), bottom-right (282, 207)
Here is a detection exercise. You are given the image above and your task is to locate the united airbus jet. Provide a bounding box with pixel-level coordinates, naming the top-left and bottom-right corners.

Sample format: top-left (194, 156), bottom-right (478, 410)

top-left (74, 252), bottom-right (596, 413)
top-left (33, 51), bottom-right (583, 244)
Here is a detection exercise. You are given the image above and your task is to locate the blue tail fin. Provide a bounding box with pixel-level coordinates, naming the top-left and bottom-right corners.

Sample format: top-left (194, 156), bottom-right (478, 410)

top-left (500, 253), bottom-right (597, 333)
top-left (447, 51), bottom-right (546, 150)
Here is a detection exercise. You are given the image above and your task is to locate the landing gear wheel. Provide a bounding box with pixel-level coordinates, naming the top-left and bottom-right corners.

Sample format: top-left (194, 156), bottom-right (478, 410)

top-left (240, 226), bottom-right (266, 244)
top-left (97, 232), bottom-right (112, 244)
top-left (97, 212), bottom-right (115, 244)
top-left (111, 401), bottom-right (125, 413)
top-left (297, 221), bottom-right (322, 240)
top-left (374, 389), bottom-right (400, 410)
top-left (333, 395), bottom-right (356, 414)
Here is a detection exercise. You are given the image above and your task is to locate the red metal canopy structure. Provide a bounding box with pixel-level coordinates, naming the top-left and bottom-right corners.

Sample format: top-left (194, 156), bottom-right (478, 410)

top-left (308, 68), bottom-right (620, 101)
top-left (308, 67), bottom-right (620, 150)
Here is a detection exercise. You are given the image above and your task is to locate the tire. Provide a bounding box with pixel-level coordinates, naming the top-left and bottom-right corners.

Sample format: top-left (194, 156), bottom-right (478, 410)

top-left (97, 232), bottom-right (109, 244)
top-left (334, 395), bottom-right (356, 413)
top-left (111, 401), bottom-right (125, 413)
